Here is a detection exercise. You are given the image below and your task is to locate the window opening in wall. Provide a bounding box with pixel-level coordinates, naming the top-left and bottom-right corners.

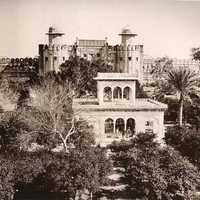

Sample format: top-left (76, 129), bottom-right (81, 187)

top-left (145, 121), bottom-right (153, 127)
top-left (96, 53), bottom-right (100, 57)
top-left (128, 57), bottom-right (132, 61)
top-left (126, 118), bottom-right (135, 137)
top-left (103, 87), bottom-right (112, 102)
top-left (115, 118), bottom-right (125, 138)
top-left (145, 121), bottom-right (153, 133)
top-left (105, 118), bottom-right (114, 137)
top-left (113, 87), bottom-right (122, 99)
top-left (136, 57), bottom-right (139, 62)
top-left (123, 87), bottom-right (131, 100)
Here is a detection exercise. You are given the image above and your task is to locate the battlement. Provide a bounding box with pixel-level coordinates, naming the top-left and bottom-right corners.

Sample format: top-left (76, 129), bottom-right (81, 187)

top-left (39, 44), bottom-right (70, 51)
top-left (107, 44), bottom-right (143, 52)
top-left (0, 57), bottom-right (11, 65)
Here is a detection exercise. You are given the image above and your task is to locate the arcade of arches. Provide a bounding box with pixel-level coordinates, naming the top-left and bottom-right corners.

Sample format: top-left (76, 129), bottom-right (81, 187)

top-left (105, 118), bottom-right (136, 138)
top-left (103, 86), bottom-right (132, 102)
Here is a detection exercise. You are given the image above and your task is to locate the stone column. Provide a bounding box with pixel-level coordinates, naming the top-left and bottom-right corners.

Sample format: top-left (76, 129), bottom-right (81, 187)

top-left (113, 119), bottom-right (116, 137)
top-left (125, 119), bottom-right (127, 132)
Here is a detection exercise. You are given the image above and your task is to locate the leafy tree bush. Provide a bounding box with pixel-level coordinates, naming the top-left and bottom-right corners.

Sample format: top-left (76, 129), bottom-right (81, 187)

top-left (118, 132), bottom-right (200, 200)
top-left (165, 126), bottom-right (200, 167)
top-left (0, 146), bottom-right (111, 200)
top-left (0, 155), bottom-right (14, 200)
top-left (60, 56), bottom-right (113, 97)
top-left (0, 111), bottom-right (30, 151)
top-left (13, 152), bottom-right (45, 191)
top-left (108, 139), bottom-right (135, 152)
top-left (40, 147), bottom-right (111, 198)
top-left (19, 78), bottom-right (93, 152)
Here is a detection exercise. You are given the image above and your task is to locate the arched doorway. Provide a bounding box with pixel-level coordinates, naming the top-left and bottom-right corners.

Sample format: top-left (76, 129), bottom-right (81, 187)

top-left (105, 118), bottom-right (114, 136)
top-left (115, 118), bottom-right (125, 137)
top-left (103, 87), bottom-right (112, 102)
top-left (126, 118), bottom-right (135, 137)
top-left (123, 87), bottom-right (131, 100)
top-left (113, 87), bottom-right (122, 99)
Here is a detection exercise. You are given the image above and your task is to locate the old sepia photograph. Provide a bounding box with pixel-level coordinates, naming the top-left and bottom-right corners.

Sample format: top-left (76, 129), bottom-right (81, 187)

top-left (0, 0), bottom-right (200, 199)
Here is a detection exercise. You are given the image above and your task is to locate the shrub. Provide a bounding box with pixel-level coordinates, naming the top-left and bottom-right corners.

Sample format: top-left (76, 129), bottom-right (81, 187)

top-left (0, 155), bottom-right (14, 200)
top-left (165, 126), bottom-right (200, 167)
top-left (123, 132), bottom-right (200, 200)
top-left (108, 139), bottom-right (135, 152)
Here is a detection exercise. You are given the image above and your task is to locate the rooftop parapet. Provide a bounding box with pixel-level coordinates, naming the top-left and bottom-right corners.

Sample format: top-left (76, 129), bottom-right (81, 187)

top-left (94, 72), bottom-right (138, 80)
top-left (77, 39), bottom-right (106, 47)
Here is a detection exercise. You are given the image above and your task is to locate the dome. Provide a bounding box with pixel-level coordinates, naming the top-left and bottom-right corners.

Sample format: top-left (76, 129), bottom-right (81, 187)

top-left (119, 28), bottom-right (137, 36)
top-left (46, 26), bottom-right (64, 35)
top-left (121, 28), bottom-right (132, 34)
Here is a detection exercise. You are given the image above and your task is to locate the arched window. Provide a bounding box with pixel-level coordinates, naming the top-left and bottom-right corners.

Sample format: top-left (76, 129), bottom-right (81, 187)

top-left (105, 118), bottom-right (114, 134)
top-left (113, 87), bottom-right (122, 99)
top-left (115, 118), bottom-right (125, 135)
top-left (103, 87), bottom-right (112, 102)
top-left (123, 87), bottom-right (131, 100)
top-left (126, 118), bottom-right (135, 137)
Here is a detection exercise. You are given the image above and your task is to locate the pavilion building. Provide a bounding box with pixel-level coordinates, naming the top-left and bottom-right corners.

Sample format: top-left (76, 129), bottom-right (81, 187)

top-left (73, 28), bottom-right (167, 145)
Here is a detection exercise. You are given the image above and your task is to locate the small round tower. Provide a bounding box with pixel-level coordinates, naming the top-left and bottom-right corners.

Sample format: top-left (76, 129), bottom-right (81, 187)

top-left (46, 26), bottom-right (65, 72)
top-left (119, 28), bottom-right (138, 74)
top-left (119, 28), bottom-right (137, 47)
top-left (46, 26), bottom-right (64, 46)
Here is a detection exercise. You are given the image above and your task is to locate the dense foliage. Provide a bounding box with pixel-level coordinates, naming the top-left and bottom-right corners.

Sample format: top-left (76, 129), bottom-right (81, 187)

top-left (110, 133), bottom-right (200, 200)
top-left (165, 126), bottom-right (200, 167)
top-left (166, 68), bottom-right (200, 126)
top-left (0, 155), bottom-right (14, 200)
top-left (0, 75), bottom-right (112, 200)
top-left (60, 56), bottom-right (113, 96)
top-left (0, 147), bottom-right (111, 200)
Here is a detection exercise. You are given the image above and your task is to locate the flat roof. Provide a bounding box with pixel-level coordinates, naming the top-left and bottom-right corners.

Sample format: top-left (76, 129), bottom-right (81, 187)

top-left (94, 72), bottom-right (138, 81)
top-left (73, 98), bottom-right (167, 111)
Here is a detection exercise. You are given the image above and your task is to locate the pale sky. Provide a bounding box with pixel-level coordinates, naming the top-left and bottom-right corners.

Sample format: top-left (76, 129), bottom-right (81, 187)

top-left (0, 0), bottom-right (200, 58)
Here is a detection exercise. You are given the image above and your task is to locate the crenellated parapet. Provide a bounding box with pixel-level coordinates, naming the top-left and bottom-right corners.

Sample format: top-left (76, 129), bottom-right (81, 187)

top-left (105, 45), bottom-right (143, 83)
top-left (0, 57), bottom-right (38, 81)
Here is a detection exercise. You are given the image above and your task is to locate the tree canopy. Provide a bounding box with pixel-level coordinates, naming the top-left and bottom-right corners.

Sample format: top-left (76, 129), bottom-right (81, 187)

top-left (166, 68), bottom-right (200, 126)
top-left (110, 132), bottom-right (200, 200)
top-left (60, 56), bottom-right (113, 97)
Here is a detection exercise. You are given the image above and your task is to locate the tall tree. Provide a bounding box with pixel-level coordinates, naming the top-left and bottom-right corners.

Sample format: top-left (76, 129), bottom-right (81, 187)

top-left (20, 79), bottom-right (95, 152)
top-left (60, 56), bottom-right (113, 97)
top-left (167, 68), bottom-right (199, 126)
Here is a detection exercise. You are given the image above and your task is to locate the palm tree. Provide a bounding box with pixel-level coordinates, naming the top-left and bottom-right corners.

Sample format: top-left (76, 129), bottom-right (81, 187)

top-left (167, 68), bottom-right (199, 126)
